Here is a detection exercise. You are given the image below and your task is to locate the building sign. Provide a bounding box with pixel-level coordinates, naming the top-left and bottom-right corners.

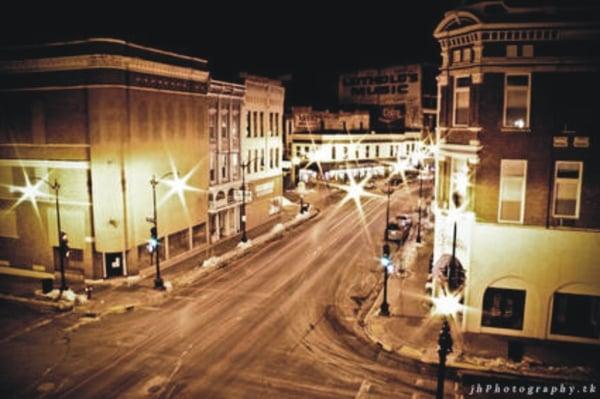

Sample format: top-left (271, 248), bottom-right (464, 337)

top-left (339, 64), bottom-right (422, 130)
top-left (255, 182), bottom-right (274, 198)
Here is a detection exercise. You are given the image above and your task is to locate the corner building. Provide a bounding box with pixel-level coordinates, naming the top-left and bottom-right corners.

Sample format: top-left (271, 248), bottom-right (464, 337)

top-left (432, 2), bottom-right (600, 346)
top-left (0, 38), bottom-right (210, 280)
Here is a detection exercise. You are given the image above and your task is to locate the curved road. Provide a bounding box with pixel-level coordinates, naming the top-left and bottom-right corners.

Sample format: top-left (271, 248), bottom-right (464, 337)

top-left (2, 186), bottom-right (443, 398)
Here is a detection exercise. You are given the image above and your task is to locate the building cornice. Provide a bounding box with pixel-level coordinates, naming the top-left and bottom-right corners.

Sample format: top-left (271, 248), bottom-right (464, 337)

top-left (0, 54), bottom-right (209, 83)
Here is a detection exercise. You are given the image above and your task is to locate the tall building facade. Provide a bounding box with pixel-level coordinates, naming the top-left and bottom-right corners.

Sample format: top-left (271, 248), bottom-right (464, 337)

top-left (432, 2), bottom-right (600, 345)
top-left (0, 38), bottom-right (211, 279)
top-left (240, 75), bottom-right (284, 230)
top-left (207, 80), bottom-right (244, 243)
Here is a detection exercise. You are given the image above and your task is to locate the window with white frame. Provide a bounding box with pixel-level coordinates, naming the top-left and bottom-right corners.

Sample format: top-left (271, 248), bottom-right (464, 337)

top-left (498, 160), bottom-right (527, 223)
top-left (553, 161), bottom-right (583, 219)
top-left (504, 75), bottom-right (530, 128)
top-left (453, 76), bottom-right (470, 126)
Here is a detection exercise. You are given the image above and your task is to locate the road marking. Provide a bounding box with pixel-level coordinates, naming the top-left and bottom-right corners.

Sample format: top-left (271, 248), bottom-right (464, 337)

top-left (355, 379), bottom-right (372, 399)
top-left (0, 312), bottom-right (70, 343)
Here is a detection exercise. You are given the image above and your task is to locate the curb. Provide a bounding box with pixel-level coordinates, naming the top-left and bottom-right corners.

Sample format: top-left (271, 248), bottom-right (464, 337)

top-left (0, 293), bottom-right (74, 312)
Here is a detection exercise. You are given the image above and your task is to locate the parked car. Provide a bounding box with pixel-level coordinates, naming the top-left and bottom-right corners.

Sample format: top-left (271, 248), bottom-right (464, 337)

top-left (387, 213), bottom-right (412, 243)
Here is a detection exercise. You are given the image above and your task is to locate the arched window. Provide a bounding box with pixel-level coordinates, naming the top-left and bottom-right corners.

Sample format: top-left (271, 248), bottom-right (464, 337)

top-left (481, 287), bottom-right (526, 330)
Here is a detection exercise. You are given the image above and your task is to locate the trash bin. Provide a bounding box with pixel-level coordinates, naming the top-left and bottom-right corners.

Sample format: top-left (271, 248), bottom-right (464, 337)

top-left (508, 341), bottom-right (524, 362)
top-left (41, 278), bottom-right (53, 293)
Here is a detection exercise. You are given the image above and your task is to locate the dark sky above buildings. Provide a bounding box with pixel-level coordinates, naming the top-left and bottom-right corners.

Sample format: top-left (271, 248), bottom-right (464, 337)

top-left (3, 1), bottom-right (595, 106)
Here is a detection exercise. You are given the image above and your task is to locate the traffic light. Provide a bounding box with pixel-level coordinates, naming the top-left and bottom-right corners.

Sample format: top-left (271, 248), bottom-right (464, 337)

top-left (59, 231), bottom-right (70, 258)
top-left (380, 243), bottom-right (391, 269)
top-left (147, 227), bottom-right (159, 253)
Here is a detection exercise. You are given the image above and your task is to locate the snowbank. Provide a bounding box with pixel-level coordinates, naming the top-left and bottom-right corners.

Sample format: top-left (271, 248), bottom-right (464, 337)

top-left (202, 256), bottom-right (221, 268)
top-left (44, 289), bottom-right (88, 305)
top-left (237, 240), bottom-right (253, 251)
top-left (270, 223), bottom-right (285, 235)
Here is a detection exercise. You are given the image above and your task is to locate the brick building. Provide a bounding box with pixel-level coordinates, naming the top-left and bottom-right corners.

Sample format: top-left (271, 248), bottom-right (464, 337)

top-left (240, 75), bottom-right (284, 231)
top-left (207, 80), bottom-right (244, 243)
top-left (432, 1), bottom-right (600, 345)
top-left (0, 38), bottom-right (211, 280)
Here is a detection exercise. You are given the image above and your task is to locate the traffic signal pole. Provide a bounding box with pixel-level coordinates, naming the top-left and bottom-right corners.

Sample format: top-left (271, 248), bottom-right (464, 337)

top-left (52, 180), bottom-right (68, 293)
top-left (150, 175), bottom-right (164, 289)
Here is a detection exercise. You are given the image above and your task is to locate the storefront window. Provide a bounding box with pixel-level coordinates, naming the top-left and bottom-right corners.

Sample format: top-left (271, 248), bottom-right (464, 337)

top-left (551, 293), bottom-right (600, 339)
top-left (482, 287), bottom-right (526, 330)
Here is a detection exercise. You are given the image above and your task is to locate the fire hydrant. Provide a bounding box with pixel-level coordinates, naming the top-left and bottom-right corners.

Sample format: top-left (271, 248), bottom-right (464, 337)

top-left (85, 285), bottom-right (93, 300)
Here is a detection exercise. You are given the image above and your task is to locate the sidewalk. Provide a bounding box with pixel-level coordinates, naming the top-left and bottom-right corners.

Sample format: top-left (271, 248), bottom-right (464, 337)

top-left (0, 187), bottom-right (332, 317)
top-left (363, 217), bottom-right (600, 383)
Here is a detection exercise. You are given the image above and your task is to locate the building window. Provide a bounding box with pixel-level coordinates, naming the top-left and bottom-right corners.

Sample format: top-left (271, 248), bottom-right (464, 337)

top-left (375, 145), bottom-right (379, 158)
top-left (275, 113), bottom-right (279, 136)
top-left (269, 148), bottom-right (274, 169)
top-left (209, 108), bottom-right (217, 139)
top-left (210, 153), bottom-right (216, 183)
top-left (246, 111), bottom-right (251, 138)
top-left (253, 112), bottom-right (258, 138)
top-left (552, 161), bottom-right (583, 219)
top-left (452, 49), bottom-right (461, 63)
top-left (522, 44), bottom-right (534, 57)
top-left (192, 223), bottom-right (207, 248)
top-left (498, 159), bottom-right (527, 223)
top-left (275, 148), bottom-right (279, 168)
top-left (168, 228), bottom-right (189, 258)
top-left (260, 112), bottom-right (264, 137)
top-left (331, 145), bottom-right (336, 160)
top-left (231, 153), bottom-right (239, 180)
top-left (551, 293), bottom-right (600, 339)
top-left (453, 76), bottom-right (470, 126)
top-left (343, 146), bottom-right (348, 159)
top-left (260, 149), bottom-right (265, 171)
top-left (254, 149), bottom-right (259, 173)
top-left (462, 48), bottom-right (471, 62)
top-left (220, 154), bottom-right (228, 180)
top-left (482, 287), bottom-right (526, 330)
top-left (295, 146), bottom-right (301, 158)
top-left (269, 112), bottom-right (273, 136)
top-left (504, 75), bottom-right (530, 128)
top-left (506, 44), bottom-right (518, 57)
top-left (221, 108), bottom-right (229, 138)
top-left (355, 147), bottom-right (360, 159)
top-left (231, 105), bottom-right (240, 139)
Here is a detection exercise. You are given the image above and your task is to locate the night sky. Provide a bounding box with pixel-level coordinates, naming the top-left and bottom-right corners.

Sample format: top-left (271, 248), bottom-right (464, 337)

top-left (3, 1), bottom-right (580, 106)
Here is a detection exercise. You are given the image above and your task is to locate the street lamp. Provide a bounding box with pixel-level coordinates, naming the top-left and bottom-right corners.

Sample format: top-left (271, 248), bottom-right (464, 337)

top-left (416, 162), bottom-right (424, 243)
top-left (384, 180), bottom-right (393, 242)
top-left (149, 171), bottom-right (180, 290)
top-left (379, 242), bottom-right (392, 316)
top-left (436, 317), bottom-right (454, 399)
top-left (10, 176), bottom-right (69, 294)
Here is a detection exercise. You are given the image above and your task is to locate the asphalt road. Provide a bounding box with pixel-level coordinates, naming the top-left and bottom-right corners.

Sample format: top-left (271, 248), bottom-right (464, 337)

top-left (1, 185), bottom-right (444, 399)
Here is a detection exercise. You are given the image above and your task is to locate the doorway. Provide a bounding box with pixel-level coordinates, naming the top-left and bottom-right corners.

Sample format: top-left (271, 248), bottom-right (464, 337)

top-left (105, 252), bottom-right (124, 278)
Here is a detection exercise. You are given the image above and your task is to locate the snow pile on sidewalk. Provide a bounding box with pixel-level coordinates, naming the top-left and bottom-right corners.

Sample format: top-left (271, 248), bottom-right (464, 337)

top-left (294, 211), bottom-right (312, 222)
top-left (202, 256), bottom-right (221, 268)
top-left (458, 354), bottom-right (595, 377)
top-left (43, 289), bottom-right (88, 305)
top-left (281, 197), bottom-right (295, 207)
top-left (237, 240), bottom-right (253, 251)
top-left (270, 223), bottom-right (285, 235)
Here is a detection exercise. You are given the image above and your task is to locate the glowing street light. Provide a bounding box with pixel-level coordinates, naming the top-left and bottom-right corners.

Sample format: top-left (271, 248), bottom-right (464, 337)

top-left (379, 242), bottom-right (392, 316)
top-left (149, 170), bottom-right (191, 290)
top-left (11, 176), bottom-right (69, 293)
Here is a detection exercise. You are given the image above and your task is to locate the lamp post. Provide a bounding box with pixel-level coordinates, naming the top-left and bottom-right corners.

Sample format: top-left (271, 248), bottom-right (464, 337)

top-left (50, 179), bottom-right (69, 293)
top-left (416, 162), bottom-right (424, 243)
top-left (436, 318), bottom-right (453, 399)
top-left (384, 180), bottom-right (392, 242)
top-left (149, 171), bottom-right (179, 290)
top-left (239, 156), bottom-right (264, 243)
top-left (380, 242), bottom-right (391, 316)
